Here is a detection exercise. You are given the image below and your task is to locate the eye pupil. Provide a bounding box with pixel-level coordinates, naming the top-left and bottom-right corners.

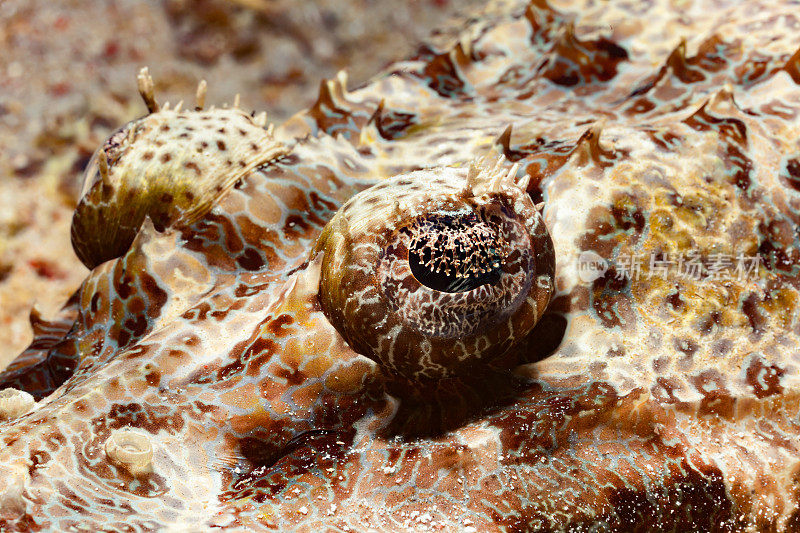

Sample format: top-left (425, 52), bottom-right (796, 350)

top-left (408, 215), bottom-right (508, 293)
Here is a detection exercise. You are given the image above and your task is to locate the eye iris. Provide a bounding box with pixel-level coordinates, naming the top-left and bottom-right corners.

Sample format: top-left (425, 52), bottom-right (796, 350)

top-left (408, 214), bottom-right (510, 293)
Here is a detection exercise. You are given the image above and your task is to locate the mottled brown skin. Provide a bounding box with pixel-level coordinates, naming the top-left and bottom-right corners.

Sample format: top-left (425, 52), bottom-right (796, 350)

top-left (315, 165), bottom-right (554, 433)
top-left (2, 0), bottom-right (800, 531)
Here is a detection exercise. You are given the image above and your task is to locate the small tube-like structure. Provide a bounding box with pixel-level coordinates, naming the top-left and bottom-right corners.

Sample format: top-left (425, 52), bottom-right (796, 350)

top-left (0, 388), bottom-right (35, 421)
top-left (104, 428), bottom-right (154, 474)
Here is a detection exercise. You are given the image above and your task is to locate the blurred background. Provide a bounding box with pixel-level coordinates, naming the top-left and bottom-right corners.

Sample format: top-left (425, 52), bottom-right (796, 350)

top-left (0, 0), bottom-right (483, 365)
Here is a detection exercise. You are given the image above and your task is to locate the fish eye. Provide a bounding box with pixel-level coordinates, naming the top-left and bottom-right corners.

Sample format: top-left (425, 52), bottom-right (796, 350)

top-left (70, 69), bottom-right (287, 269)
top-left (315, 160), bottom-right (555, 401)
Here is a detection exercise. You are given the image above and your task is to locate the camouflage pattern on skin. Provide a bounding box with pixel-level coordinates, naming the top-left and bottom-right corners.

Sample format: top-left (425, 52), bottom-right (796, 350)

top-left (2, 0), bottom-right (800, 530)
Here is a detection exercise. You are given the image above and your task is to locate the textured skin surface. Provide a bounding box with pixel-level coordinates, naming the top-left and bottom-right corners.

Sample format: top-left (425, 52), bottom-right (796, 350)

top-left (71, 94), bottom-right (288, 269)
top-left (2, 0), bottom-right (800, 530)
top-left (0, 0), bottom-right (484, 365)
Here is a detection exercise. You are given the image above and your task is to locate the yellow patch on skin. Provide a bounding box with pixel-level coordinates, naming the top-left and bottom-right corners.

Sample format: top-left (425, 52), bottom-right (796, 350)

top-left (762, 288), bottom-right (800, 329)
top-left (229, 403), bottom-right (273, 434)
top-left (280, 343), bottom-right (304, 370)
